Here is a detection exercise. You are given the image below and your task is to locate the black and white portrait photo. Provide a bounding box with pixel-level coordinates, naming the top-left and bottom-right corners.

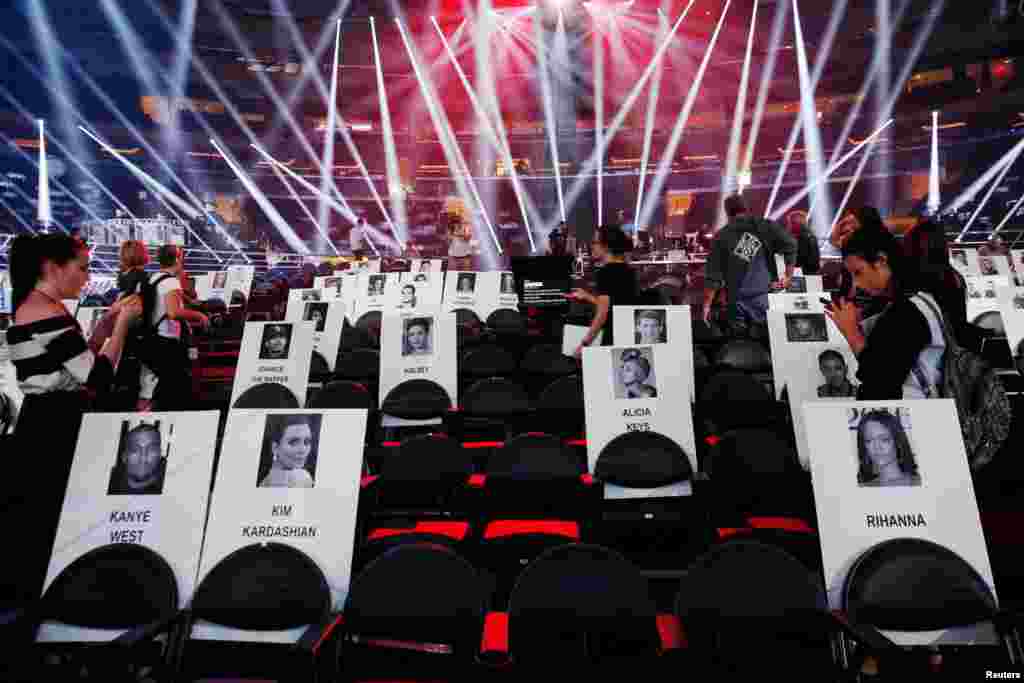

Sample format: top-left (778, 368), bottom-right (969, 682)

top-left (851, 408), bottom-right (921, 488)
top-left (951, 250), bottom-right (968, 270)
top-left (1013, 294), bottom-right (1024, 311)
top-left (500, 272), bottom-right (516, 295)
top-left (402, 317), bottom-right (434, 357)
top-left (399, 284), bottom-right (417, 310)
top-left (259, 323), bottom-right (293, 360)
top-left (613, 347), bottom-right (658, 400)
top-left (418, 259), bottom-right (432, 273)
top-left (368, 275), bottom-right (386, 298)
top-left (303, 302), bottom-right (328, 332)
top-left (212, 271), bottom-right (227, 290)
top-left (456, 273), bottom-right (477, 295)
top-left (785, 313), bottom-right (828, 343)
top-left (817, 349), bottom-right (858, 399)
top-left (107, 422), bottom-right (167, 496)
top-left (634, 309), bottom-right (667, 344)
top-left (979, 255), bottom-right (999, 276)
top-left (967, 280), bottom-right (982, 299)
top-left (256, 414), bottom-right (322, 489)
top-left (984, 282), bottom-right (997, 299)
top-left (324, 277), bottom-right (342, 294)
top-left (301, 289), bottom-right (321, 302)
top-left (792, 297), bottom-right (811, 311)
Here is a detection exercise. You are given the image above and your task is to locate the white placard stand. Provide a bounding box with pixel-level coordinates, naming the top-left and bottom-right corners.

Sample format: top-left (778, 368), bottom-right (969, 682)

top-left (379, 313), bottom-right (457, 427)
top-left (1011, 250), bottom-right (1024, 286)
top-left (230, 321), bottom-right (315, 408)
top-left (39, 412), bottom-right (220, 642)
top-left (476, 271), bottom-right (520, 322)
top-left (562, 324), bottom-right (600, 357)
top-left (286, 299), bottom-right (347, 373)
top-left (0, 270), bottom-right (11, 314)
top-left (0, 330), bottom-right (23, 433)
top-left (396, 271), bottom-right (444, 314)
top-left (193, 409), bottom-right (367, 643)
top-left (804, 400), bottom-right (997, 646)
top-left (613, 305), bottom-right (695, 402)
top-left (226, 265), bottom-right (256, 303)
top-left (351, 273), bottom-right (398, 322)
top-left (207, 270), bottom-right (229, 302)
top-left (965, 276), bottom-right (1008, 323)
top-left (767, 304), bottom-right (846, 400)
top-left (997, 285), bottom-right (1024, 359)
top-left (442, 271), bottom-right (487, 321)
top-left (411, 258), bottom-right (444, 274)
top-left (582, 344), bottom-right (697, 499)
top-left (950, 248), bottom-right (979, 276)
top-left (192, 273), bottom-right (213, 302)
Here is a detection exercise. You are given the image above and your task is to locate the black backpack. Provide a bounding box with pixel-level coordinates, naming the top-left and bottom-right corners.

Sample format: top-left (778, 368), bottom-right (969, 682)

top-left (128, 273), bottom-right (181, 377)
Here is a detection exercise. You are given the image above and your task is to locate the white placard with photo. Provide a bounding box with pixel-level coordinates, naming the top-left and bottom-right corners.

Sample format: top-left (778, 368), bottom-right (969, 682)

top-left (348, 258), bottom-right (382, 275)
top-left (286, 299), bottom-right (347, 373)
top-left (613, 305), bottom-right (695, 402)
top-left (1011, 250), bottom-right (1024, 286)
top-left (782, 344), bottom-right (860, 469)
top-left (442, 271), bottom-right (486, 321)
top-left (379, 313), bottom-right (457, 427)
top-left (804, 400), bottom-right (997, 646)
top-left (949, 247), bottom-right (979, 276)
top-left (193, 409), bottom-right (367, 643)
top-left (767, 308), bottom-right (846, 399)
top-left (75, 307), bottom-right (110, 341)
top-left (476, 271), bottom-right (520, 322)
top-left (226, 265), bottom-right (256, 302)
top-left (314, 275), bottom-right (345, 297)
top-left (207, 270), bottom-right (229, 302)
top-left (230, 321), bottom-right (315, 409)
top-left (0, 269), bottom-right (10, 314)
top-left (411, 258), bottom-right (444, 274)
top-left (768, 293), bottom-right (827, 313)
top-left (582, 344), bottom-right (697, 499)
top-left (192, 272), bottom-right (213, 301)
top-left (977, 252), bottom-right (1010, 278)
top-left (396, 271), bottom-right (444, 314)
top-left (965, 275), bottom-right (1008, 323)
top-left (562, 324), bottom-right (601, 357)
top-left (351, 273), bottom-right (397, 322)
top-left (997, 285), bottom-right (1024, 359)
top-left (39, 412), bottom-right (220, 642)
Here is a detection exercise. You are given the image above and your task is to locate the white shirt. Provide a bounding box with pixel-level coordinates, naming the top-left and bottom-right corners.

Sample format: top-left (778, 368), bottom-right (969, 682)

top-left (151, 272), bottom-right (183, 340)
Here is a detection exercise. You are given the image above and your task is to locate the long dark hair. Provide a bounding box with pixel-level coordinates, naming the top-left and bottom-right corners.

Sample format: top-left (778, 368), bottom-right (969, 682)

top-left (902, 217), bottom-right (963, 298)
top-left (10, 233), bottom-right (86, 313)
top-left (841, 223), bottom-right (917, 297)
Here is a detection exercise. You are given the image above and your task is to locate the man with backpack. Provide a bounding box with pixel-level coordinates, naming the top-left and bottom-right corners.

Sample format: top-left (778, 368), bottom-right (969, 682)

top-left (703, 194), bottom-right (797, 337)
top-left (136, 245), bottom-right (208, 411)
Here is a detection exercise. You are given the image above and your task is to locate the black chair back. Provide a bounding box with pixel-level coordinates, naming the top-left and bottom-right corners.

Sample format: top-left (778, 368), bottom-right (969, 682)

top-left (308, 380), bottom-right (373, 410)
top-left (384, 433), bottom-right (473, 482)
top-left (355, 311), bottom-right (383, 347)
top-left (508, 544), bottom-right (658, 662)
top-left (487, 433), bottom-right (582, 479)
top-left (40, 544), bottom-right (178, 630)
top-left (715, 339), bottom-right (772, 373)
top-left (486, 309), bottom-right (526, 337)
top-left (192, 543), bottom-right (330, 631)
top-left (462, 378), bottom-right (531, 418)
top-left (844, 538), bottom-right (997, 631)
top-left (595, 431), bottom-right (693, 488)
top-left (336, 348), bottom-right (381, 383)
top-left (460, 345), bottom-right (517, 379)
top-left (381, 379), bottom-right (452, 420)
top-left (233, 382), bottom-right (301, 409)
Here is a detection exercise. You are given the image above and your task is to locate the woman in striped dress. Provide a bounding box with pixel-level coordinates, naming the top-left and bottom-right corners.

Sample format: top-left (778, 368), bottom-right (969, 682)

top-left (4, 234), bottom-right (141, 602)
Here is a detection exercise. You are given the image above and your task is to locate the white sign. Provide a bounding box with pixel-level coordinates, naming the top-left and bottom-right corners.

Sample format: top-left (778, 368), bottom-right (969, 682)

top-left (208, 270), bottom-right (229, 302)
top-left (767, 307), bottom-right (846, 399)
top-left (479, 271), bottom-right (519, 321)
top-left (62, 299), bottom-right (79, 316)
top-left (804, 400), bottom-right (997, 646)
top-left (350, 273), bottom-right (397, 321)
top-left (379, 313), bottom-right (457, 426)
top-left (286, 299), bottom-right (346, 372)
top-left (768, 292), bottom-right (828, 312)
top-left (965, 275), bottom-right (1008, 323)
top-left (950, 247), bottom-right (979, 276)
top-left (230, 321), bottom-right (315, 409)
top-left (977, 252), bottom-right (1010, 278)
top-left (442, 271), bottom-right (485, 320)
top-left (75, 307), bottom-right (110, 341)
top-left (582, 344), bottom-right (697, 499)
top-left (412, 258), bottom-right (444, 273)
top-left (396, 271), bottom-right (444, 314)
top-left (614, 305), bottom-right (695, 402)
top-left (997, 285), bottom-right (1024, 359)
top-left (781, 344), bottom-right (860, 469)
top-left (1011, 250), bottom-right (1024, 286)
top-left (40, 412), bottom-right (220, 642)
top-left (562, 324), bottom-right (601, 357)
top-left (194, 409), bottom-right (367, 643)
top-left (0, 330), bottom-right (23, 433)
top-left (226, 265), bottom-right (256, 302)
top-left (348, 258), bottom-right (382, 275)
top-left (192, 273), bottom-right (213, 301)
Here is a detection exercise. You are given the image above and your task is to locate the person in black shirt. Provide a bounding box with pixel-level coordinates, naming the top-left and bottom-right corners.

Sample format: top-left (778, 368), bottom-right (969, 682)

top-left (568, 225), bottom-right (637, 357)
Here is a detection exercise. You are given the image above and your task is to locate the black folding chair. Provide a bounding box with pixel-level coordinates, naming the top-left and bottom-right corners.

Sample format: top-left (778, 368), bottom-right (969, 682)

top-left (233, 382), bottom-right (302, 409)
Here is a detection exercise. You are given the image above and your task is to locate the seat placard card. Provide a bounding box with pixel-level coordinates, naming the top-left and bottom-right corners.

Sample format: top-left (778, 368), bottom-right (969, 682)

top-left (997, 285), bottom-right (1024, 360)
top-left (613, 305), bottom-right (695, 402)
top-left (804, 400), bottom-right (997, 646)
top-left (378, 313), bottom-right (458, 426)
top-left (396, 270), bottom-right (444, 314)
top-left (767, 306), bottom-right (846, 400)
top-left (40, 412), bottom-right (220, 642)
top-left (286, 298), bottom-right (347, 373)
top-left (231, 321), bottom-right (314, 408)
top-left (194, 409), bottom-right (367, 643)
top-left (965, 275), bottom-right (1009, 323)
top-left (75, 307), bottom-right (110, 341)
top-left (582, 343), bottom-right (697, 499)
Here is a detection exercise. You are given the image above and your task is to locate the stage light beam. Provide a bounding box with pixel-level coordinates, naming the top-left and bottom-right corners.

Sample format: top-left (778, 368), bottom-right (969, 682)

top-left (37, 120), bottom-right (51, 229)
top-left (928, 111), bottom-right (941, 214)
